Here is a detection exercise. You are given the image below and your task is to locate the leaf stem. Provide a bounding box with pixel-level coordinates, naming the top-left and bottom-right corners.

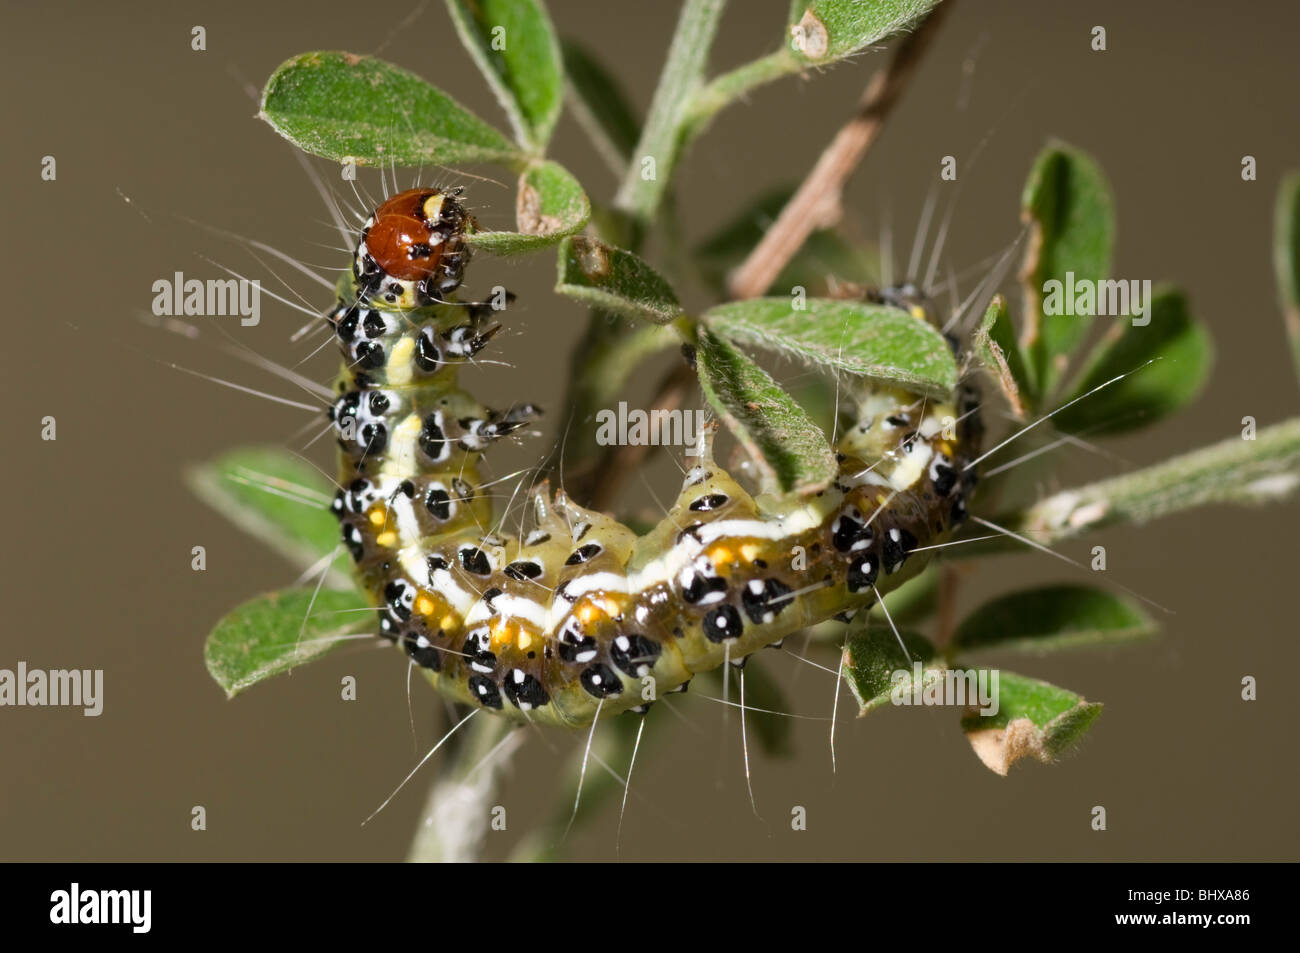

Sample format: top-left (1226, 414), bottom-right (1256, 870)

top-left (614, 0), bottom-right (728, 222)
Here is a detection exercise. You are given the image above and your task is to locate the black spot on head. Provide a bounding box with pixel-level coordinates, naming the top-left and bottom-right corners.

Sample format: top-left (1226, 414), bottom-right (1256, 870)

top-left (362, 310), bottom-right (387, 338)
top-left (703, 604), bottom-right (743, 642)
top-left (368, 391), bottom-right (390, 416)
top-left (426, 553), bottom-right (448, 575)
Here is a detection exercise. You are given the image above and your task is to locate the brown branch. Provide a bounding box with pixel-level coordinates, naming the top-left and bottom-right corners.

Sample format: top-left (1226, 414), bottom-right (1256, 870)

top-left (727, 2), bottom-right (954, 300)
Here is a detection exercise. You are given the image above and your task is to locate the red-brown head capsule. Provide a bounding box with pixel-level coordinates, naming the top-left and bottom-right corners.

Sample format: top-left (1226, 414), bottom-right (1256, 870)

top-left (355, 188), bottom-right (474, 307)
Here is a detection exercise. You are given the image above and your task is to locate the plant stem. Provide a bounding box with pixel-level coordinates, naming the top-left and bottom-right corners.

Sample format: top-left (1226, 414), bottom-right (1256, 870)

top-left (727, 2), bottom-right (952, 299)
top-left (406, 713), bottom-right (520, 863)
top-left (614, 0), bottom-right (728, 222)
top-left (958, 416), bottom-right (1300, 556)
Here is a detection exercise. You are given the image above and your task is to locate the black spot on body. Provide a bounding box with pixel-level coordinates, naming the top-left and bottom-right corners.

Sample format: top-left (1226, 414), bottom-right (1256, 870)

top-left (703, 605), bottom-right (743, 642)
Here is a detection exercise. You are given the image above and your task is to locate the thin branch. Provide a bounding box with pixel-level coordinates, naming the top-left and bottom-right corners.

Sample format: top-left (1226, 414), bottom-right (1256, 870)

top-left (406, 713), bottom-right (519, 863)
top-left (728, 3), bottom-right (953, 300)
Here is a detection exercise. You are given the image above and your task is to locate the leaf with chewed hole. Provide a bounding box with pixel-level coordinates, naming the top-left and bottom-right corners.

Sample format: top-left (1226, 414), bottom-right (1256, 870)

top-left (961, 672), bottom-right (1102, 776)
top-left (561, 38), bottom-right (641, 170)
top-left (555, 236), bottom-right (684, 324)
top-left (205, 588), bottom-right (371, 699)
top-left (1018, 141), bottom-right (1115, 401)
top-left (186, 446), bottom-right (351, 587)
top-left (260, 51), bottom-right (519, 167)
top-left (1274, 171), bottom-right (1300, 384)
top-left (468, 160), bottom-right (590, 254)
top-left (787, 0), bottom-right (941, 64)
top-left (445, 0), bottom-right (563, 151)
top-left (696, 327), bottom-right (839, 496)
top-left (704, 298), bottom-right (958, 399)
top-left (953, 585), bottom-right (1156, 654)
top-left (1051, 288), bottom-right (1212, 436)
top-left (972, 294), bottom-right (1031, 417)
top-left (843, 622), bottom-right (939, 715)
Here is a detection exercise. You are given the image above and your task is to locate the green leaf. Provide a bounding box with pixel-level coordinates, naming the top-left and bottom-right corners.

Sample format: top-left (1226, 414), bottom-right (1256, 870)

top-left (1018, 141), bottom-right (1115, 400)
top-left (467, 160), bottom-right (590, 254)
top-left (704, 298), bottom-right (958, 399)
top-left (555, 236), bottom-right (683, 324)
top-left (259, 51), bottom-right (519, 167)
top-left (696, 328), bottom-right (839, 495)
top-left (445, 0), bottom-right (563, 151)
top-left (972, 294), bottom-right (1032, 417)
top-left (961, 672), bottom-right (1102, 775)
top-left (1274, 171), bottom-right (1300, 384)
top-left (953, 584), bottom-right (1156, 654)
top-left (204, 588), bottom-right (370, 698)
top-left (843, 622), bottom-right (939, 715)
top-left (561, 38), bottom-right (641, 172)
top-left (1051, 288), bottom-right (1212, 435)
top-left (694, 186), bottom-right (879, 295)
top-left (787, 0), bottom-right (941, 64)
top-left (186, 447), bottom-right (350, 586)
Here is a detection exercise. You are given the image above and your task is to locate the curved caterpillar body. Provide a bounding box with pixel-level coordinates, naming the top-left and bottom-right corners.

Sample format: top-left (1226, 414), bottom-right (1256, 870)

top-left (327, 187), bottom-right (981, 727)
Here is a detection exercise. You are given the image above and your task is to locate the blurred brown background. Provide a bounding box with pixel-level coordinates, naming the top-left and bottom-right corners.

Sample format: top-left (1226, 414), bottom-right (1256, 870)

top-left (2, 0), bottom-right (1297, 861)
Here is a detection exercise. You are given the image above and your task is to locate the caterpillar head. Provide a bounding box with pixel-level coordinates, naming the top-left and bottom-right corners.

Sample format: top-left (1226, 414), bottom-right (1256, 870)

top-left (354, 187), bottom-right (475, 309)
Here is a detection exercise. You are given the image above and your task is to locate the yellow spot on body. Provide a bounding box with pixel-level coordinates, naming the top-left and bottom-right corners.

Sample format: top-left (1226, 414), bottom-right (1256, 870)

top-left (516, 630), bottom-right (535, 653)
top-left (368, 508), bottom-right (387, 527)
top-left (423, 194), bottom-right (445, 222)
top-left (415, 595), bottom-right (436, 617)
top-left (387, 335), bottom-right (415, 386)
top-left (739, 542), bottom-right (762, 562)
top-left (375, 531), bottom-right (397, 548)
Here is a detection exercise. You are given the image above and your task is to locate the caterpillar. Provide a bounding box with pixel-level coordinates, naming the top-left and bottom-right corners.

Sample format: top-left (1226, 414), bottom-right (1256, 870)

top-left (326, 186), bottom-right (981, 728)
